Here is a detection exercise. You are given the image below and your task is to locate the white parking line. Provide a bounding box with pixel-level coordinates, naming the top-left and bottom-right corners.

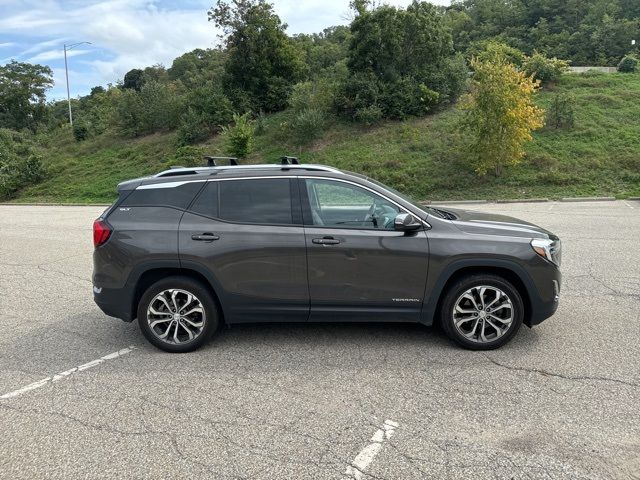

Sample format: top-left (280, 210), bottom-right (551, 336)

top-left (0, 346), bottom-right (136, 400)
top-left (343, 419), bottom-right (399, 480)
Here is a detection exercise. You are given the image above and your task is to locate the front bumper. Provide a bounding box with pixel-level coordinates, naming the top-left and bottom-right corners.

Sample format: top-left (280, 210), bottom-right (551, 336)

top-left (525, 270), bottom-right (561, 327)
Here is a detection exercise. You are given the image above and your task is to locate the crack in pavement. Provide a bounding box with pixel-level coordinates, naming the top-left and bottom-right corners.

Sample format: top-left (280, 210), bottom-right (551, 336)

top-left (482, 354), bottom-right (639, 388)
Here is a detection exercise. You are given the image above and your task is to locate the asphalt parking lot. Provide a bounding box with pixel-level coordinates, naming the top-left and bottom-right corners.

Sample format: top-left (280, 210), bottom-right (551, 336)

top-left (0, 201), bottom-right (638, 479)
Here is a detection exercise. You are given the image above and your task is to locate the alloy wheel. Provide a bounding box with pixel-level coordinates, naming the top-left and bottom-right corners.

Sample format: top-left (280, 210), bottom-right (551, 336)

top-left (146, 289), bottom-right (205, 344)
top-left (452, 285), bottom-right (514, 343)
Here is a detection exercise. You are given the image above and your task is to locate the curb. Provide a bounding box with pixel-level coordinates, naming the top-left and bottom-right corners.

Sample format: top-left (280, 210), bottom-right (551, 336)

top-left (422, 200), bottom-right (487, 205)
top-left (559, 196), bottom-right (616, 202)
top-left (0, 203), bottom-right (111, 207)
top-left (496, 198), bottom-right (549, 204)
top-left (627, 197), bottom-right (640, 201)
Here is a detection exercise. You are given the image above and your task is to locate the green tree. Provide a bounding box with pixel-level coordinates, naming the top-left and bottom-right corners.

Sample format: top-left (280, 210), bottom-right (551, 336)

top-left (0, 61), bottom-right (53, 131)
top-left (208, 0), bottom-right (306, 112)
top-left (340, 1), bottom-right (467, 120)
top-left (292, 26), bottom-right (351, 79)
top-left (460, 57), bottom-right (545, 176)
top-left (122, 68), bottom-right (145, 91)
top-left (0, 129), bottom-right (45, 199)
top-left (448, 0), bottom-right (640, 67)
top-left (168, 48), bottom-right (227, 88)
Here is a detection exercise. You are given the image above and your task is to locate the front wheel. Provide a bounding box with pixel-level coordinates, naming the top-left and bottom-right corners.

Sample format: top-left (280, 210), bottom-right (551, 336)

top-left (137, 276), bottom-right (220, 353)
top-left (440, 274), bottom-right (524, 350)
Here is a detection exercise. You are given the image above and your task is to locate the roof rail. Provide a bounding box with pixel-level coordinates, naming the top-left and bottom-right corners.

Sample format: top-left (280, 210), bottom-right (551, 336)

top-left (280, 156), bottom-right (299, 165)
top-left (204, 156), bottom-right (239, 167)
top-left (153, 163), bottom-right (342, 178)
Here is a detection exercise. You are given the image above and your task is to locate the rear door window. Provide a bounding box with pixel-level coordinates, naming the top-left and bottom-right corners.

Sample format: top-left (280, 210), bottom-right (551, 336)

top-left (219, 178), bottom-right (294, 225)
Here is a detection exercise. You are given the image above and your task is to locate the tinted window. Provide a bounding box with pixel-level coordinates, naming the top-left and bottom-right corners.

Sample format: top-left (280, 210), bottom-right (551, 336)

top-left (190, 181), bottom-right (218, 218)
top-left (219, 179), bottom-right (293, 224)
top-left (121, 182), bottom-right (203, 209)
top-left (305, 179), bottom-right (399, 230)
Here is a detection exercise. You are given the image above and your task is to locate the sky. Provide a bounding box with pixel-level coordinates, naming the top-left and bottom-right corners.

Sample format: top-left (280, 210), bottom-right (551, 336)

top-left (0, 0), bottom-right (450, 101)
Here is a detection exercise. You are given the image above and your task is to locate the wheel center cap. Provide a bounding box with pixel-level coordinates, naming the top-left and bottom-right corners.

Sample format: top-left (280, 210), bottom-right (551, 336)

top-left (173, 313), bottom-right (180, 321)
top-left (479, 311), bottom-right (487, 319)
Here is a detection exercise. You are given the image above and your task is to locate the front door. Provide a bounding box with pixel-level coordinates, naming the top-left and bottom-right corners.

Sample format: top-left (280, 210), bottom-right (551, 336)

top-left (179, 177), bottom-right (309, 323)
top-left (301, 178), bottom-right (429, 322)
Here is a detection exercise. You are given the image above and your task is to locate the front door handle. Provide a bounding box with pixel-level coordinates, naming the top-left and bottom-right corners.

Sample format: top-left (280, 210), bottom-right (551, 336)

top-left (312, 237), bottom-right (340, 245)
top-left (191, 233), bottom-right (219, 242)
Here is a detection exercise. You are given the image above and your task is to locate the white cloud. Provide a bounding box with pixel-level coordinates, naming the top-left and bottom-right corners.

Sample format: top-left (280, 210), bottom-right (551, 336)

top-left (29, 48), bottom-right (90, 63)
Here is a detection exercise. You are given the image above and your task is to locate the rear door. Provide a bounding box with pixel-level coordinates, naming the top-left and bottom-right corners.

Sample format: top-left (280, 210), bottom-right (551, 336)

top-left (301, 177), bottom-right (429, 322)
top-left (179, 177), bottom-right (309, 323)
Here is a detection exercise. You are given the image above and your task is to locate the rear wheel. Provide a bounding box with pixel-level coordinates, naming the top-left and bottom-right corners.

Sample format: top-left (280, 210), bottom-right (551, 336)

top-left (137, 276), bottom-right (219, 353)
top-left (440, 274), bottom-right (523, 350)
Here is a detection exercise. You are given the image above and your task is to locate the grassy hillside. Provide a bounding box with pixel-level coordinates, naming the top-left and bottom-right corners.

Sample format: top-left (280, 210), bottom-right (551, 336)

top-left (14, 72), bottom-right (640, 203)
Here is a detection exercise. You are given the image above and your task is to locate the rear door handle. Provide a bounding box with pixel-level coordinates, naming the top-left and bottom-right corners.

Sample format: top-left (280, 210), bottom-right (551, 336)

top-left (312, 237), bottom-right (340, 245)
top-left (191, 233), bottom-right (219, 242)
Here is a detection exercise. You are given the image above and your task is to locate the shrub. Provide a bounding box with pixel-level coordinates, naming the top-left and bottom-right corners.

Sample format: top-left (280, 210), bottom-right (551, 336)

top-left (221, 113), bottom-right (255, 158)
top-left (254, 110), bottom-right (267, 136)
top-left (546, 92), bottom-right (575, 129)
top-left (73, 123), bottom-right (89, 141)
top-left (338, 73), bottom-right (444, 121)
top-left (177, 87), bottom-right (234, 145)
top-left (470, 41), bottom-right (525, 66)
top-left (0, 129), bottom-right (45, 199)
top-left (177, 109), bottom-right (211, 146)
top-left (112, 81), bottom-right (183, 137)
top-left (522, 52), bottom-right (570, 85)
top-left (354, 105), bottom-right (383, 126)
top-left (618, 55), bottom-right (638, 73)
top-left (171, 145), bottom-right (206, 167)
top-left (291, 108), bottom-right (326, 146)
top-left (289, 79), bottom-right (338, 115)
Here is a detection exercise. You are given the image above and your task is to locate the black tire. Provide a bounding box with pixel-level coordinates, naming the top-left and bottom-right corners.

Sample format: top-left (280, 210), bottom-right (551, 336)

top-left (440, 274), bottom-right (523, 350)
top-left (137, 276), bottom-right (220, 353)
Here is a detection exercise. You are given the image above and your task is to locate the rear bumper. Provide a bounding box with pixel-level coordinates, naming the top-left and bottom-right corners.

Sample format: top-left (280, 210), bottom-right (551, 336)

top-left (93, 285), bottom-right (134, 322)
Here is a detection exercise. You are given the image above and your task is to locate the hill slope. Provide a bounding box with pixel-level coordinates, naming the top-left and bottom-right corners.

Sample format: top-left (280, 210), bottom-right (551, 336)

top-left (15, 72), bottom-right (640, 203)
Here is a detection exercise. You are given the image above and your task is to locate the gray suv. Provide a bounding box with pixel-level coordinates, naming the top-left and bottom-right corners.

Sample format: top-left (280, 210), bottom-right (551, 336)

top-left (93, 160), bottom-right (561, 353)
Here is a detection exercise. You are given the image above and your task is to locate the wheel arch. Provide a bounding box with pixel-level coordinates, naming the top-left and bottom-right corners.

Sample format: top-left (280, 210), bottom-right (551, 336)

top-left (130, 265), bottom-right (226, 323)
top-left (421, 259), bottom-right (536, 327)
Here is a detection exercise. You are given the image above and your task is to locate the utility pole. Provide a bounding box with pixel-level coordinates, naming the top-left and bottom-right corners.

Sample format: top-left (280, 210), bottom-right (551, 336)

top-left (63, 41), bottom-right (92, 126)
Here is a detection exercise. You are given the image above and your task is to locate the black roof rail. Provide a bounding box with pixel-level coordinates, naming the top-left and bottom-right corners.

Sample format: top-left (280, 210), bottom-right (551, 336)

top-left (204, 156), bottom-right (239, 167)
top-left (280, 156), bottom-right (299, 165)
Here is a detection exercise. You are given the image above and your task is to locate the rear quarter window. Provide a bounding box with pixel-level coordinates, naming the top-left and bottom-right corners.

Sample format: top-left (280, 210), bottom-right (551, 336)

top-left (120, 182), bottom-right (204, 209)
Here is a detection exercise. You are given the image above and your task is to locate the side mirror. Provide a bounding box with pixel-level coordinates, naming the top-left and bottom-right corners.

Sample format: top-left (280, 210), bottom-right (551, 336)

top-left (394, 213), bottom-right (422, 232)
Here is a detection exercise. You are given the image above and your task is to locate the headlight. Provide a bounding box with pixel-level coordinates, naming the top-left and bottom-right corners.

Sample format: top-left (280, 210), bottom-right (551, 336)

top-left (531, 238), bottom-right (561, 267)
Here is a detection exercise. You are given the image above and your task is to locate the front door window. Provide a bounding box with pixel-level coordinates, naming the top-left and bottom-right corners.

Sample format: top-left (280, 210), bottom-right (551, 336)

top-left (305, 179), bottom-right (400, 230)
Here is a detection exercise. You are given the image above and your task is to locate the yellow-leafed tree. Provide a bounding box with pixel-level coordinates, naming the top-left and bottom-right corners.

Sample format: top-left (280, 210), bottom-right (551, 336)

top-left (460, 57), bottom-right (545, 177)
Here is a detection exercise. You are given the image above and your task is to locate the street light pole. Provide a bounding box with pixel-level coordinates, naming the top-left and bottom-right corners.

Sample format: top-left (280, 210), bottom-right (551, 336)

top-left (64, 45), bottom-right (73, 126)
top-left (63, 41), bottom-right (92, 126)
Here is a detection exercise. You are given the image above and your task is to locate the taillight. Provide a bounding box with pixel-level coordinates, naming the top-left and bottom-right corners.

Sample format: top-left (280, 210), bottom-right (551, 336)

top-left (93, 219), bottom-right (112, 247)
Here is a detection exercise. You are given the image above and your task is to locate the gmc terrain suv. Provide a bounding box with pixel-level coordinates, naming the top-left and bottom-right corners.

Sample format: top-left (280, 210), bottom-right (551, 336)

top-left (93, 159), bottom-right (561, 353)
